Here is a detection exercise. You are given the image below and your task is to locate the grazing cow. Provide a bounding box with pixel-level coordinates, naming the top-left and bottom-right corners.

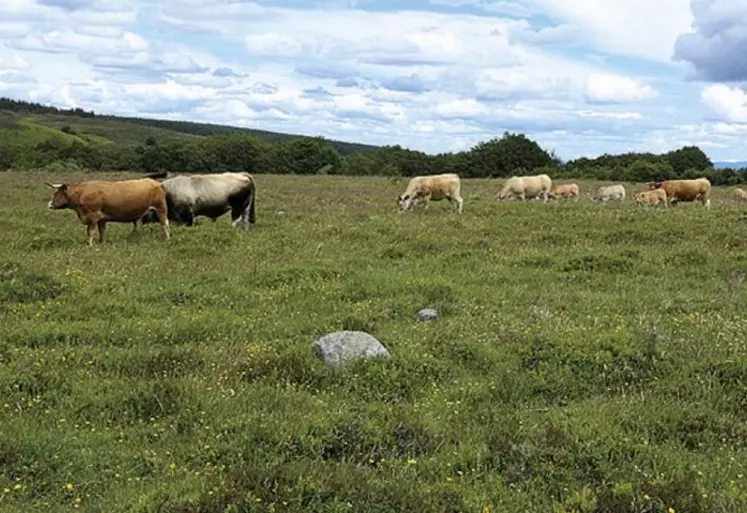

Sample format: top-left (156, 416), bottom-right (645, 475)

top-left (497, 174), bottom-right (552, 203)
top-left (734, 188), bottom-right (747, 204)
top-left (634, 188), bottom-right (668, 208)
top-left (548, 183), bottom-right (580, 201)
top-left (143, 172), bottom-right (257, 230)
top-left (593, 184), bottom-right (626, 203)
top-left (397, 173), bottom-right (463, 213)
top-left (46, 178), bottom-right (170, 246)
top-left (648, 178), bottom-right (711, 210)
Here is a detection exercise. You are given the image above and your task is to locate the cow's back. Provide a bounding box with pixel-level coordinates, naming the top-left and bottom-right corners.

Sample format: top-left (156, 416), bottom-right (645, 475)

top-left (79, 178), bottom-right (164, 221)
top-left (427, 174), bottom-right (460, 200)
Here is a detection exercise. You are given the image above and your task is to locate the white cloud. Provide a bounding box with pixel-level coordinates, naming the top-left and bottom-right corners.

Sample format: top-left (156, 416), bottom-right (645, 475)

top-left (0, 0), bottom-right (743, 161)
top-left (701, 84), bottom-right (747, 123)
top-left (524, 0), bottom-right (693, 62)
top-left (585, 74), bottom-right (658, 104)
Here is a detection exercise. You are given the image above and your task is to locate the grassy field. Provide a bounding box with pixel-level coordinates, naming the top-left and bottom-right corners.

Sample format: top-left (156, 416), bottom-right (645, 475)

top-left (2, 172), bottom-right (747, 512)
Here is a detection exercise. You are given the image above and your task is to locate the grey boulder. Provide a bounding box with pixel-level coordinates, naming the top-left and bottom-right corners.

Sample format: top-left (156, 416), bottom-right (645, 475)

top-left (313, 330), bottom-right (390, 367)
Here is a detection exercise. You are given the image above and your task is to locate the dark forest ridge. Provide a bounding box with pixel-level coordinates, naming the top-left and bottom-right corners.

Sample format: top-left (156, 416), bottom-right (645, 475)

top-left (2, 96), bottom-right (746, 185)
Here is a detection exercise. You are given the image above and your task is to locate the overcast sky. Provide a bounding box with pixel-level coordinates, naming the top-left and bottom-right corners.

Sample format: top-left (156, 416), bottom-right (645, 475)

top-left (1, 0), bottom-right (746, 161)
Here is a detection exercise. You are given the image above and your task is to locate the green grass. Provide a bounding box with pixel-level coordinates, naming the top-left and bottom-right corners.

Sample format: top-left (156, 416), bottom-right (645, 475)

top-left (2, 173), bottom-right (747, 512)
top-left (0, 108), bottom-right (381, 153)
top-left (0, 115), bottom-right (84, 147)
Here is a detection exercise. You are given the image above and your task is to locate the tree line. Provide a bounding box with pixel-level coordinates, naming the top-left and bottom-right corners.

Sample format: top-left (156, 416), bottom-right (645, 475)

top-left (1, 98), bottom-right (746, 184)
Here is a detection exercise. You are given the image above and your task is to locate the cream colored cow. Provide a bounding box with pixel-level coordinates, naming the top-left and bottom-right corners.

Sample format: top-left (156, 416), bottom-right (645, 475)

top-left (497, 174), bottom-right (552, 203)
top-left (397, 173), bottom-right (463, 213)
top-left (593, 184), bottom-right (626, 203)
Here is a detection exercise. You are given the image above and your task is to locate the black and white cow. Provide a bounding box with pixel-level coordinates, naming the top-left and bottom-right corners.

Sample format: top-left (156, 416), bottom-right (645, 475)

top-left (143, 172), bottom-right (256, 230)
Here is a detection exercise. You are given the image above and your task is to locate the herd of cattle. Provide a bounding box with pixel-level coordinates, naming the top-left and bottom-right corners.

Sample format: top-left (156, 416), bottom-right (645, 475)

top-left (44, 170), bottom-right (738, 245)
top-left (396, 173), bottom-right (718, 213)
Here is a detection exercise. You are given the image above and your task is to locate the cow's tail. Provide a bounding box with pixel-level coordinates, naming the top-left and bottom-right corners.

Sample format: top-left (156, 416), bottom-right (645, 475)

top-left (145, 170), bottom-right (168, 180)
top-left (248, 178), bottom-right (256, 225)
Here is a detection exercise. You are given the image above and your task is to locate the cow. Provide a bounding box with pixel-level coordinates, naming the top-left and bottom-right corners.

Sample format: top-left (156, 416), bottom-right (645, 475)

top-left (634, 188), bottom-right (668, 208)
top-left (734, 188), bottom-right (747, 204)
top-left (397, 173), bottom-right (463, 213)
top-left (46, 178), bottom-right (170, 246)
top-left (143, 172), bottom-right (257, 230)
top-left (548, 183), bottom-right (580, 201)
top-left (648, 178), bottom-right (711, 210)
top-left (592, 184), bottom-right (626, 203)
top-left (497, 174), bottom-right (552, 203)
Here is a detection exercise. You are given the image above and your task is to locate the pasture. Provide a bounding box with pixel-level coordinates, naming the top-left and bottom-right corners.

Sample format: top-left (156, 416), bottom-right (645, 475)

top-left (2, 172), bottom-right (747, 512)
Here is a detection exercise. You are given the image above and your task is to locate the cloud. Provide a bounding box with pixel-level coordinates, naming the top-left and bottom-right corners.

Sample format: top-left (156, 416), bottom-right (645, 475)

top-left (37, 0), bottom-right (98, 10)
top-left (0, 0), bottom-right (743, 162)
top-left (430, 0), bottom-right (536, 17)
top-left (701, 84), bottom-right (747, 123)
top-left (674, 0), bottom-right (747, 82)
top-left (527, 0), bottom-right (693, 62)
top-left (585, 74), bottom-right (658, 104)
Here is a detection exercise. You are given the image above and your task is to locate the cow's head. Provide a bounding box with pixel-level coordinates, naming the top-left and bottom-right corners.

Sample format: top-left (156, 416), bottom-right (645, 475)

top-left (45, 182), bottom-right (71, 209)
top-left (648, 181), bottom-right (662, 190)
top-left (398, 194), bottom-right (413, 212)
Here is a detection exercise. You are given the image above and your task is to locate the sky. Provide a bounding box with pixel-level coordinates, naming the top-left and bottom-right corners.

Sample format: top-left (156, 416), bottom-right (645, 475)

top-left (1, 0), bottom-right (746, 162)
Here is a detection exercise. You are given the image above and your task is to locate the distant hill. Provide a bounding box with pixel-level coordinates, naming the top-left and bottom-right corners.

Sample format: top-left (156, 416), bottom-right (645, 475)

top-left (714, 161), bottom-right (747, 170)
top-left (0, 97), bottom-right (381, 156)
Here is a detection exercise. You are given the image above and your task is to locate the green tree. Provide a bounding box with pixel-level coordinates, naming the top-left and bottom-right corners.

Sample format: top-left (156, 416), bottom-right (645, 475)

top-left (467, 132), bottom-right (554, 178)
top-left (664, 145), bottom-right (713, 174)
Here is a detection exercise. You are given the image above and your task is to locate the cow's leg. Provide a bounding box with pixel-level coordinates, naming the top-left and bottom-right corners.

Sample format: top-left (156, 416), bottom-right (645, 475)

top-left (130, 217), bottom-right (143, 238)
top-left (704, 197), bottom-right (711, 210)
top-left (181, 206), bottom-right (195, 226)
top-left (423, 195), bottom-right (431, 210)
top-left (97, 220), bottom-right (107, 243)
top-left (456, 196), bottom-right (464, 213)
top-left (154, 206), bottom-right (170, 241)
top-left (542, 191), bottom-right (549, 203)
top-left (85, 222), bottom-right (96, 246)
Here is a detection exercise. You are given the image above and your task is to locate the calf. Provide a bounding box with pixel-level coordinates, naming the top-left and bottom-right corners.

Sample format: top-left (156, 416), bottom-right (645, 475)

top-left (548, 183), bottom-right (580, 201)
top-left (635, 188), bottom-right (668, 207)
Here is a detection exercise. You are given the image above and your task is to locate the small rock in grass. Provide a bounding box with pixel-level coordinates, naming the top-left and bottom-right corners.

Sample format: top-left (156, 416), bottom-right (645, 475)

top-left (312, 330), bottom-right (390, 367)
top-left (417, 308), bottom-right (438, 321)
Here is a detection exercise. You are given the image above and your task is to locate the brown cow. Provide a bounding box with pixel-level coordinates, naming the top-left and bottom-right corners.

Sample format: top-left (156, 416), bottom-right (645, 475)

top-left (548, 183), bottom-right (579, 201)
top-left (648, 178), bottom-right (711, 209)
top-left (634, 188), bottom-right (667, 207)
top-left (734, 188), bottom-right (747, 204)
top-left (46, 178), bottom-right (170, 246)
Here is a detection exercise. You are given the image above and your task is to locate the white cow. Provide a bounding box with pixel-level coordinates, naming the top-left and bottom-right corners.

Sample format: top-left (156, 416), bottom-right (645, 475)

top-left (497, 174), bottom-right (552, 203)
top-left (593, 184), bottom-right (626, 203)
top-left (397, 173), bottom-right (463, 213)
